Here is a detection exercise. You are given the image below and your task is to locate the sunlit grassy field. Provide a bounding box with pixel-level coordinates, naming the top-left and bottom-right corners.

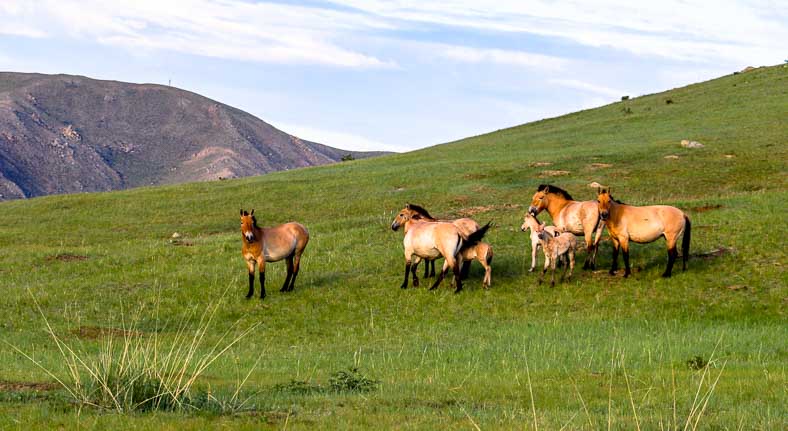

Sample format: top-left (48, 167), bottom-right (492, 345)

top-left (0, 65), bottom-right (785, 429)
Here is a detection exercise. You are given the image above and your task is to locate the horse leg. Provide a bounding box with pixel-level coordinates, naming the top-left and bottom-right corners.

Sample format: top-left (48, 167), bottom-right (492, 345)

top-left (430, 260), bottom-right (449, 290)
top-left (257, 258), bottom-right (266, 299)
top-left (281, 256), bottom-right (294, 292)
top-left (411, 256), bottom-right (421, 287)
top-left (550, 254), bottom-right (557, 287)
top-left (401, 259), bottom-right (412, 289)
top-left (539, 255), bottom-right (550, 285)
top-left (609, 238), bottom-right (620, 275)
top-left (429, 259), bottom-right (436, 277)
top-left (481, 255), bottom-right (491, 289)
top-left (452, 258), bottom-right (463, 294)
top-left (288, 253), bottom-right (303, 292)
top-left (460, 260), bottom-right (471, 280)
top-left (246, 260), bottom-right (255, 299)
top-left (530, 240), bottom-right (538, 272)
top-left (662, 234), bottom-right (678, 278)
top-left (620, 239), bottom-right (631, 278)
top-left (591, 220), bottom-right (604, 270)
top-left (582, 230), bottom-right (594, 270)
top-left (422, 260), bottom-right (429, 278)
top-left (567, 248), bottom-right (575, 281)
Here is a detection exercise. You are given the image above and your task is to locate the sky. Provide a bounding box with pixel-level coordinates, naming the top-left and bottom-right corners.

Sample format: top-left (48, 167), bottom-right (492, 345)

top-left (1, 1), bottom-right (786, 152)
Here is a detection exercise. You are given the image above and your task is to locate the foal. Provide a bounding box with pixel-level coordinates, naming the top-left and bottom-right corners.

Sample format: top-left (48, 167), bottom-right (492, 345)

top-left (536, 226), bottom-right (577, 287)
top-left (240, 209), bottom-right (309, 299)
top-left (520, 213), bottom-right (558, 272)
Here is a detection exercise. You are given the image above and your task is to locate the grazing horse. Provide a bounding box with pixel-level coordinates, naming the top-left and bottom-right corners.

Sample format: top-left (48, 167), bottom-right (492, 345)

top-left (240, 209), bottom-right (309, 299)
top-left (401, 204), bottom-right (480, 278)
top-left (528, 184), bottom-right (603, 269)
top-left (391, 207), bottom-right (491, 293)
top-left (596, 189), bottom-right (691, 278)
top-left (520, 213), bottom-right (558, 272)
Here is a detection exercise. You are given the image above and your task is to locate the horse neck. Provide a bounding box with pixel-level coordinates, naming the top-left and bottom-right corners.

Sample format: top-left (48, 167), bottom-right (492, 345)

top-left (546, 195), bottom-right (573, 218)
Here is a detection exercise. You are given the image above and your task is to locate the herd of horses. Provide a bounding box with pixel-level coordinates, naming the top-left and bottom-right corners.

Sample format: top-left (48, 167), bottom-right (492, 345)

top-left (240, 184), bottom-right (691, 298)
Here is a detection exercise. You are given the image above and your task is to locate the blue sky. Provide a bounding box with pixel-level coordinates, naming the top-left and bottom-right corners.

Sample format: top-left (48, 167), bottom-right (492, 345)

top-left (1, 1), bottom-right (786, 152)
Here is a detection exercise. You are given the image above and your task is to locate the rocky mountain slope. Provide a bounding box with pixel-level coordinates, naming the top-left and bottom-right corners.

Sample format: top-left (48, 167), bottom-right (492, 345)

top-left (0, 72), bottom-right (385, 200)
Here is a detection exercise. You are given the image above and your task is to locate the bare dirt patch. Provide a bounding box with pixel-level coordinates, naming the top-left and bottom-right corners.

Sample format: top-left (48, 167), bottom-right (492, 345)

top-left (463, 173), bottom-right (491, 180)
top-left (451, 195), bottom-right (471, 206)
top-left (0, 380), bottom-right (58, 391)
top-left (45, 253), bottom-right (87, 262)
top-left (540, 170), bottom-right (570, 177)
top-left (692, 246), bottom-right (734, 259)
top-left (529, 161), bottom-right (552, 167)
top-left (589, 163), bottom-right (613, 169)
top-left (689, 204), bottom-right (723, 213)
top-left (71, 326), bottom-right (142, 340)
top-left (457, 203), bottom-right (520, 217)
top-left (169, 240), bottom-right (194, 246)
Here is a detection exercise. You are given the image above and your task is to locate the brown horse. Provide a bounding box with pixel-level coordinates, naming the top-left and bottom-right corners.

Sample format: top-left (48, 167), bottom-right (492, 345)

top-left (528, 184), bottom-right (603, 269)
top-left (596, 189), bottom-right (691, 278)
top-left (391, 206), bottom-right (490, 293)
top-left (240, 209), bottom-right (309, 299)
top-left (401, 204), bottom-right (480, 278)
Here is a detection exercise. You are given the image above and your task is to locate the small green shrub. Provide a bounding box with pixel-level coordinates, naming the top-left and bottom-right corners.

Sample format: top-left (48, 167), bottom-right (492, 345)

top-left (329, 367), bottom-right (380, 393)
top-left (686, 355), bottom-right (708, 371)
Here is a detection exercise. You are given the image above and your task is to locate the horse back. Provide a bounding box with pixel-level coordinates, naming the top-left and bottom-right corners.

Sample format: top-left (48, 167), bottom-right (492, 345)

top-left (451, 218), bottom-right (481, 237)
top-left (262, 222), bottom-right (309, 262)
top-left (404, 222), bottom-right (462, 260)
top-left (555, 200), bottom-right (599, 234)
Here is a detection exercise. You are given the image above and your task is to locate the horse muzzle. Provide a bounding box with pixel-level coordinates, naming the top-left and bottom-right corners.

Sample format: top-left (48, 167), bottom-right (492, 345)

top-left (599, 211), bottom-right (609, 221)
top-left (391, 221), bottom-right (400, 231)
top-left (528, 206), bottom-right (538, 217)
top-left (244, 232), bottom-right (255, 242)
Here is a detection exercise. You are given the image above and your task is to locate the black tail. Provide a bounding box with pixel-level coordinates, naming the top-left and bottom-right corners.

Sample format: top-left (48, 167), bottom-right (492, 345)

top-left (682, 215), bottom-right (691, 271)
top-left (460, 222), bottom-right (492, 252)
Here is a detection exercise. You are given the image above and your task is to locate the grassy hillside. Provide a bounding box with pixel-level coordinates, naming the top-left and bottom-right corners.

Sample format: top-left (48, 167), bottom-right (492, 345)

top-left (0, 65), bottom-right (785, 429)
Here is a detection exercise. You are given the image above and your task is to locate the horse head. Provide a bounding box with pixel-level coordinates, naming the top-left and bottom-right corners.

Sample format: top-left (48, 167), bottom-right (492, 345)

top-left (240, 209), bottom-right (258, 242)
top-left (529, 185), bottom-right (555, 216)
top-left (391, 205), bottom-right (414, 231)
top-left (596, 188), bottom-right (612, 221)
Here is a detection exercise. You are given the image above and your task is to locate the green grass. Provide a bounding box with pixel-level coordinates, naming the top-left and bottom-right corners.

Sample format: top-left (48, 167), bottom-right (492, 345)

top-left (0, 65), bottom-right (786, 429)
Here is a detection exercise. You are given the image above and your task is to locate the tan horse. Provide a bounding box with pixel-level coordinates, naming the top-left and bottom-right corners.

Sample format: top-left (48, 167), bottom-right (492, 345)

top-left (240, 209), bottom-right (309, 299)
top-left (402, 204), bottom-right (480, 278)
top-left (391, 206), bottom-right (490, 293)
top-left (528, 184), bottom-right (603, 269)
top-left (596, 189), bottom-right (691, 278)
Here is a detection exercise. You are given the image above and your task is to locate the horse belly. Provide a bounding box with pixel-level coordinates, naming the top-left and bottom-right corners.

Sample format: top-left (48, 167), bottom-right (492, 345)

top-left (628, 222), bottom-right (664, 243)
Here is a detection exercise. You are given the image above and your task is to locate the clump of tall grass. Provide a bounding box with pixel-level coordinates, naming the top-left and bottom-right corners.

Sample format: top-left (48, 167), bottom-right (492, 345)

top-left (6, 289), bottom-right (259, 413)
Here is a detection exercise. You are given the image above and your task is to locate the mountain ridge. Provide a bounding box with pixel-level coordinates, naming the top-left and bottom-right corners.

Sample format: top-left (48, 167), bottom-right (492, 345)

top-left (0, 72), bottom-right (386, 200)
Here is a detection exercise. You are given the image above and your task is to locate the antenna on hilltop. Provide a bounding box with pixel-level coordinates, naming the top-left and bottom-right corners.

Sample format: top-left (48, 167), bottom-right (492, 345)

top-left (168, 78), bottom-right (171, 86)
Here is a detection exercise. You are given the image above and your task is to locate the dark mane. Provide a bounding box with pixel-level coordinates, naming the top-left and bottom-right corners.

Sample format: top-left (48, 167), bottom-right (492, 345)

top-left (406, 203), bottom-right (435, 220)
top-left (537, 184), bottom-right (574, 201)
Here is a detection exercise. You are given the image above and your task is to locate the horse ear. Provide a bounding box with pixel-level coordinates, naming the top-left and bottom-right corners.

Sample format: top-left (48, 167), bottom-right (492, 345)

top-left (405, 203), bottom-right (411, 209)
top-left (544, 185), bottom-right (550, 193)
top-left (250, 209), bottom-right (255, 215)
top-left (240, 209), bottom-right (244, 216)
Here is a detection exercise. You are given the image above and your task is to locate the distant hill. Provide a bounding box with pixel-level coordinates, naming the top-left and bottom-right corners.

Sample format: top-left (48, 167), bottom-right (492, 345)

top-left (0, 72), bottom-right (386, 200)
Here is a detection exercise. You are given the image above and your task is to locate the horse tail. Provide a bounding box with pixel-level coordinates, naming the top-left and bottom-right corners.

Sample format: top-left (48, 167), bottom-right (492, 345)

top-left (682, 215), bottom-right (691, 270)
top-left (460, 222), bottom-right (492, 252)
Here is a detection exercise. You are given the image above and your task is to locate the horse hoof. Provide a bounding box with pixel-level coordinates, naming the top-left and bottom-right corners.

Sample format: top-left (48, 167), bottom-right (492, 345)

top-left (661, 272), bottom-right (672, 278)
top-left (400, 284), bottom-right (408, 290)
top-left (609, 270), bottom-right (617, 276)
top-left (624, 272), bottom-right (631, 278)
top-left (413, 280), bottom-right (420, 288)
top-left (528, 268), bottom-right (534, 273)
top-left (245, 295), bottom-right (253, 299)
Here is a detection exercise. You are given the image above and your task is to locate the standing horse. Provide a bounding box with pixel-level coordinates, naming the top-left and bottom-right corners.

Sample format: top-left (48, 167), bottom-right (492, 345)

top-left (596, 189), bottom-right (691, 278)
top-left (401, 204), bottom-right (480, 278)
top-left (240, 209), bottom-right (309, 299)
top-left (528, 184), bottom-right (604, 269)
top-left (391, 207), bottom-right (491, 293)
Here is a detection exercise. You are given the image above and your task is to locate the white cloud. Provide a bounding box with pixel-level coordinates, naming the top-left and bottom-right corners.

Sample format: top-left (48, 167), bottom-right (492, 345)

top-left (331, 0), bottom-right (788, 66)
top-left (548, 79), bottom-right (625, 99)
top-left (442, 46), bottom-right (567, 70)
top-left (275, 122), bottom-right (404, 153)
top-left (0, 0), bottom-right (397, 68)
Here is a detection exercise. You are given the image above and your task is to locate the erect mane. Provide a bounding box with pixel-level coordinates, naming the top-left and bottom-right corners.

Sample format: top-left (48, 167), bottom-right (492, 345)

top-left (406, 203), bottom-right (435, 220)
top-left (537, 184), bottom-right (573, 201)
